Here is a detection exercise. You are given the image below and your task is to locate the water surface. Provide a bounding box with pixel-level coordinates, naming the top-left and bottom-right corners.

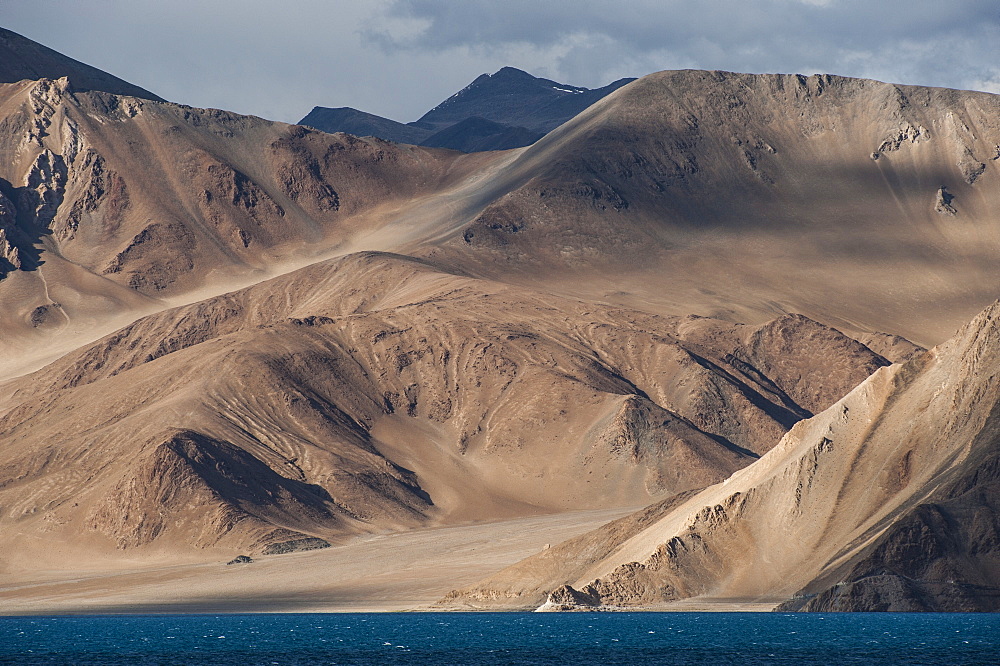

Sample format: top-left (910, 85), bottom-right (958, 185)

top-left (2, 612), bottom-right (997, 665)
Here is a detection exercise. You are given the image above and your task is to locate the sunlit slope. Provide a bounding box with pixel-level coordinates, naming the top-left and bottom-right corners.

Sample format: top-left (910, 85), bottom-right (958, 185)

top-left (430, 70), bottom-right (1000, 344)
top-left (4, 69), bottom-right (999, 377)
top-left (0, 252), bottom-right (885, 566)
top-left (447, 301), bottom-right (1000, 612)
top-left (0, 76), bottom-right (489, 377)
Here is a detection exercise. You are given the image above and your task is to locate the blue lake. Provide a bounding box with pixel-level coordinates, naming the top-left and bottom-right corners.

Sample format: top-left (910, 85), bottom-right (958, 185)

top-left (1, 612), bottom-right (998, 665)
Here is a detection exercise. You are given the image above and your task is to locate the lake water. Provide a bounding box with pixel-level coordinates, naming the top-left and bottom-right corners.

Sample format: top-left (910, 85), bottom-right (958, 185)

top-left (2, 612), bottom-right (997, 665)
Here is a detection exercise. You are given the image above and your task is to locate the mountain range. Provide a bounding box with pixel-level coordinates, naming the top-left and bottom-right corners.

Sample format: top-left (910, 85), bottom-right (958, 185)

top-left (299, 66), bottom-right (635, 152)
top-left (0, 26), bottom-right (999, 613)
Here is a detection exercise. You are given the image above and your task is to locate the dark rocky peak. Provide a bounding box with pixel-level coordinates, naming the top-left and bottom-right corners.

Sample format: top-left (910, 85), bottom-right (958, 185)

top-left (298, 66), bottom-right (635, 152)
top-left (0, 26), bottom-right (163, 101)
top-left (418, 67), bottom-right (604, 130)
top-left (298, 106), bottom-right (430, 145)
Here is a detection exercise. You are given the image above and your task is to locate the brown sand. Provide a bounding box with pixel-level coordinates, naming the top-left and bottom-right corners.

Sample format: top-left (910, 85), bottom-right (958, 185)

top-left (0, 508), bottom-right (633, 614)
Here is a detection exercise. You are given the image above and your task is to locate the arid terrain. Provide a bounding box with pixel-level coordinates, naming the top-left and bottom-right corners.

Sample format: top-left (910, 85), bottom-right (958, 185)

top-left (1, 27), bottom-right (999, 613)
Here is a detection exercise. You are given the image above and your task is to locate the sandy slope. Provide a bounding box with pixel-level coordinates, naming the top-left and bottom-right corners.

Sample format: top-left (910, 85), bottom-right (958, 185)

top-left (0, 508), bottom-right (632, 614)
top-left (432, 71), bottom-right (1000, 345)
top-left (4, 69), bottom-right (1000, 381)
top-left (0, 76), bottom-right (495, 380)
top-left (0, 251), bottom-right (888, 572)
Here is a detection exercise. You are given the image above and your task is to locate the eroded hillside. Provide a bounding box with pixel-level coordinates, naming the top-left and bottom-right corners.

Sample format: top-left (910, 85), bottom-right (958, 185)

top-left (1, 38), bottom-right (999, 610)
top-left (446, 302), bottom-right (1000, 612)
top-left (0, 251), bottom-right (888, 566)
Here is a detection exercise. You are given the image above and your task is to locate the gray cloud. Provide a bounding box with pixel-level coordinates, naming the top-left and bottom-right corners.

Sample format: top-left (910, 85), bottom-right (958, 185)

top-left (369, 0), bottom-right (1000, 93)
top-left (1, 0), bottom-right (997, 126)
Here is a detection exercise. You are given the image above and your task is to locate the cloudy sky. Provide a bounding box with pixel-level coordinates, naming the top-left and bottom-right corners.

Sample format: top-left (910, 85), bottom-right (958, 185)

top-left (3, 0), bottom-right (998, 124)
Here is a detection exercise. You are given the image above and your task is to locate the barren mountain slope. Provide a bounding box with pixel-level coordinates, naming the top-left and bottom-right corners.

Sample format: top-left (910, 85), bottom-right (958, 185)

top-left (446, 302), bottom-right (1000, 612)
top-left (4, 68), bottom-right (999, 382)
top-left (0, 76), bottom-right (498, 378)
top-left (0, 251), bottom-right (887, 569)
top-left (427, 70), bottom-right (1000, 344)
top-left (3, 46), bottom-right (1000, 607)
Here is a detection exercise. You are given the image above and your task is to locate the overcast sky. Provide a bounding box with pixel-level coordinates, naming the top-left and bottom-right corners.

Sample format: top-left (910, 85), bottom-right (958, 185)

top-left (2, 0), bottom-right (998, 124)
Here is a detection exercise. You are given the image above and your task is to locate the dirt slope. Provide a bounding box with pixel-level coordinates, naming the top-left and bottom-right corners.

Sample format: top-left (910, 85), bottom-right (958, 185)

top-left (0, 76), bottom-right (496, 379)
top-left (3, 69), bottom-right (999, 384)
top-left (2, 58), bottom-right (1000, 607)
top-left (0, 251), bottom-right (886, 568)
top-left (446, 301), bottom-right (1000, 612)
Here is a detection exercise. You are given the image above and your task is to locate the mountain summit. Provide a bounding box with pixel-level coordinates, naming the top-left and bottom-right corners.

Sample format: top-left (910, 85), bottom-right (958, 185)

top-left (415, 66), bottom-right (629, 133)
top-left (0, 27), bottom-right (162, 101)
top-left (299, 67), bottom-right (634, 152)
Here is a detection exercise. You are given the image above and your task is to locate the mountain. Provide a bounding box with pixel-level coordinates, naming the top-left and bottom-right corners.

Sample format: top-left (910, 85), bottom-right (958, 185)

top-left (2, 28), bottom-right (1000, 611)
top-left (420, 117), bottom-right (544, 153)
top-left (446, 300), bottom-right (1000, 612)
top-left (0, 74), bottom-right (483, 379)
top-left (0, 248), bottom-right (889, 566)
top-left (428, 70), bottom-right (1000, 345)
top-left (298, 67), bottom-right (634, 152)
top-left (0, 27), bottom-right (162, 101)
top-left (414, 66), bottom-right (635, 134)
top-left (295, 106), bottom-right (429, 146)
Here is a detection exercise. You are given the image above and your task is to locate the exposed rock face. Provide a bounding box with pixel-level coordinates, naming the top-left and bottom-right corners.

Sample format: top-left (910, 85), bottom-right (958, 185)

top-left (537, 584), bottom-right (601, 611)
top-left (262, 537), bottom-right (331, 555)
top-left (441, 491), bottom-right (698, 609)
top-left (935, 185), bottom-right (957, 215)
top-left (446, 301), bottom-right (1000, 612)
top-left (0, 189), bottom-right (23, 273)
top-left (779, 398), bottom-right (1000, 612)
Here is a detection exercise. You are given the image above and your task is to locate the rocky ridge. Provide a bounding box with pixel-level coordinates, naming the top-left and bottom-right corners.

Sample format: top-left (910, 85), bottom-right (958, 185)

top-left (300, 67), bottom-right (634, 152)
top-left (445, 302), bottom-right (1000, 612)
